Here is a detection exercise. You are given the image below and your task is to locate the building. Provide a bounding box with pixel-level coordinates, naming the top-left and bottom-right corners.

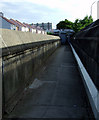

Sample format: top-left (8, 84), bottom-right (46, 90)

top-left (10, 19), bottom-right (21, 31)
top-left (10, 19), bottom-right (29, 32)
top-left (23, 23), bottom-right (38, 33)
top-left (34, 22), bottom-right (52, 31)
top-left (15, 20), bottom-right (28, 32)
top-left (23, 23), bottom-right (32, 32)
top-left (0, 12), bottom-right (16, 30)
top-left (30, 25), bottom-right (37, 33)
top-left (36, 26), bottom-right (42, 34)
top-left (41, 29), bottom-right (45, 34)
top-left (0, 12), bottom-right (47, 34)
top-left (0, 12), bottom-right (3, 17)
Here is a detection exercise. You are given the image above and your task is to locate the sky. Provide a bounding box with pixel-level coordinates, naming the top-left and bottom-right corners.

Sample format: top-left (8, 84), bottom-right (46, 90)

top-left (0, 0), bottom-right (98, 29)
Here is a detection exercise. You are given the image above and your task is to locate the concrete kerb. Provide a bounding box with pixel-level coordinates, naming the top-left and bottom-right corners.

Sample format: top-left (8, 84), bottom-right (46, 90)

top-left (70, 44), bottom-right (99, 120)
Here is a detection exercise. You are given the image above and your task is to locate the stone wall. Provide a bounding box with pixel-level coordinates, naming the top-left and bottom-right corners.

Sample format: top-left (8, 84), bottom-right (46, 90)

top-left (1, 29), bottom-right (60, 114)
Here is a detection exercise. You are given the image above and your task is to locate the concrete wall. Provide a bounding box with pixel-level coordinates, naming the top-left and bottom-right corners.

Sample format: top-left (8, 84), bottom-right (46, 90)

top-left (71, 22), bottom-right (99, 90)
top-left (70, 44), bottom-right (99, 120)
top-left (1, 29), bottom-right (60, 114)
top-left (71, 22), bottom-right (99, 119)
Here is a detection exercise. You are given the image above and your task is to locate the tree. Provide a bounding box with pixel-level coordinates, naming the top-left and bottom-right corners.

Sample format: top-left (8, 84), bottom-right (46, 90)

top-left (57, 19), bottom-right (73, 30)
top-left (57, 21), bottom-right (66, 29)
top-left (56, 15), bottom-right (93, 33)
top-left (72, 19), bottom-right (82, 33)
top-left (65, 19), bottom-right (73, 29)
top-left (79, 15), bottom-right (93, 29)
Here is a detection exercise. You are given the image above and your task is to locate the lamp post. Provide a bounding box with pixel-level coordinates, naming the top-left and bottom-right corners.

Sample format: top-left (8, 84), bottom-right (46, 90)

top-left (91, 1), bottom-right (97, 16)
top-left (97, 1), bottom-right (99, 19)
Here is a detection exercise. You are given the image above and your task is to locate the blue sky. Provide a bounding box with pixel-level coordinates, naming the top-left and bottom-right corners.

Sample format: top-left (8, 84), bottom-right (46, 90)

top-left (0, 0), bottom-right (98, 29)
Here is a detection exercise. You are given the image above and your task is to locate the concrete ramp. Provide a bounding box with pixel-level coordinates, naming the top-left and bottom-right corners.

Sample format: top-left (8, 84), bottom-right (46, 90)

top-left (7, 45), bottom-right (94, 119)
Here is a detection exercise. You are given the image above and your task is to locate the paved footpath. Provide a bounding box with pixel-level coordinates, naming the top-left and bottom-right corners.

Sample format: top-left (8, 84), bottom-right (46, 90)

top-left (8, 45), bottom-right (94, 119)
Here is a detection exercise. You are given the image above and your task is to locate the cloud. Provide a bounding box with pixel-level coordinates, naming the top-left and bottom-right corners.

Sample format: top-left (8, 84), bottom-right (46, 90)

top-left (0, 2), bottom-right (7, 11)
top-left (0, 0), bottom-right (98, 28)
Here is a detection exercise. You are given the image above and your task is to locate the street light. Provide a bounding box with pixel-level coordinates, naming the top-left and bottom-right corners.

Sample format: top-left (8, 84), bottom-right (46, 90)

top-left (97, 1), bottom-right (99, 19)
top-left (91, 1), bottom-right (97, 16)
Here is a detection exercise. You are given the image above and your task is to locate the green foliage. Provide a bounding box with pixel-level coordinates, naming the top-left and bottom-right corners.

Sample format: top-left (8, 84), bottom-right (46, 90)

top-left (47, 32), bottom-right (53, 35)
top-left (57, 19), bottom-right (73, 29)
top-left (57, 21), bottom-right (67, 29)
top-left (56, 15), bottom-right (93, 33)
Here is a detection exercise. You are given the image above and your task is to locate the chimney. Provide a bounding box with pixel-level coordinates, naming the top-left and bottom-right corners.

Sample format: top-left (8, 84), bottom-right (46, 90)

top-left (0, 12), bottom-right (4, 17)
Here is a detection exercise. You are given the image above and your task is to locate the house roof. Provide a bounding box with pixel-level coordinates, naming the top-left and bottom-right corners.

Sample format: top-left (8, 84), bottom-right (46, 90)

top-left (16, 20), bottom-right (26, 27)
top-left (10, 19), bottom-right (20, 27)
top-left (1, 16), bottom-right (16, 26)
top-left (23, 23), bottom-right (32, 28)
top-left (31, 25), bottom-right (37, 29)
top-left (0, 16), bottom-right (45, 31)
top-left (36, 26), bottom-right (42, 30)
top-left (10, 19), bottom-right (27, 27)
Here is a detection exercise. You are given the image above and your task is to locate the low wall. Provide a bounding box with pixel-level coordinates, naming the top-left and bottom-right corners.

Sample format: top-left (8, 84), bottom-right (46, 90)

top-left (1, 29), bottom-right (60, 114)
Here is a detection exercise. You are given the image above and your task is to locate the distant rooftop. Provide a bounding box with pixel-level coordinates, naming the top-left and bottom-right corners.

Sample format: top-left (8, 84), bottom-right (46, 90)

top-left (0, 12), bottom-right (4, 17)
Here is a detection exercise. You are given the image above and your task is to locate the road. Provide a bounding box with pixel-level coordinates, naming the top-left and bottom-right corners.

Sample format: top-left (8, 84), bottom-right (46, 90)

top-left (7, 45), bottom-right (94, 119)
